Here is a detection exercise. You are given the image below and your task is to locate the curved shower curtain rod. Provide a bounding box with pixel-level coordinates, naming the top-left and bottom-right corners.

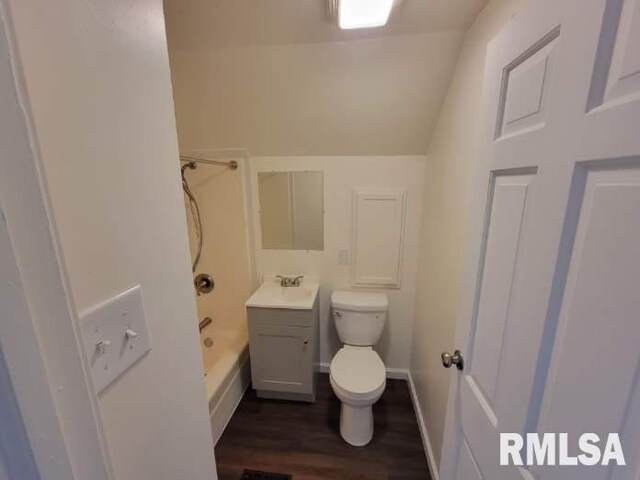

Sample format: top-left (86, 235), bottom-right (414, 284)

top-left (179, 155), bottom-right (238, 170)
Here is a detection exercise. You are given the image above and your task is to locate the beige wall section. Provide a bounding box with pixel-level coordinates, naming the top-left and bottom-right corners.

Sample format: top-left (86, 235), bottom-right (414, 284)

top-left (410, 0), bottom-right (524, 468)
top-left (6, 0), bottom-right (217, 479)
top-left (167, 31), bottom-right (464, 156)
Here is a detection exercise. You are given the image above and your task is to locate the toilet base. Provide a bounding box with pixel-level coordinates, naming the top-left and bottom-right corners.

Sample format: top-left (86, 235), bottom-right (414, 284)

top-left (340, 403), bottom-right (373, 446)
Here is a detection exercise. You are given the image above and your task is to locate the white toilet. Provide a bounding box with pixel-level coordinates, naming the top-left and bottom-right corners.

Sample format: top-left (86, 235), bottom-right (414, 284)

top-left (329, 290), bottom-right (388, 446)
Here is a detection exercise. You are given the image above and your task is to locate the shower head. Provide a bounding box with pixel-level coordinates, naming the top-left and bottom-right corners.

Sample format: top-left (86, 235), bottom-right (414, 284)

top-left (181, 161), bottom-right (197, 176)
top-left (180, 162), bottom-right (197, 185)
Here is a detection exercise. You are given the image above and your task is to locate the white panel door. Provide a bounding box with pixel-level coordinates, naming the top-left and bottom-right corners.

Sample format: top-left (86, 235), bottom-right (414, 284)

top-left (440, 0), bottom-right (640, 478)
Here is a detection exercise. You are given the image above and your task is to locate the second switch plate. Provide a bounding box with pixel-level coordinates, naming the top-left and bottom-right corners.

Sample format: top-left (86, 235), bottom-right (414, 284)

top-left (80, 285), bottom-right (151, 393)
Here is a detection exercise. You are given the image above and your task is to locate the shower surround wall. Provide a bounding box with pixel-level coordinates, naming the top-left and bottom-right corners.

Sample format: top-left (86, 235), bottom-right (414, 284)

top-left (182, 152), bottom-right (254, 356)
top-left (181, 151), bottom-right (254, 443)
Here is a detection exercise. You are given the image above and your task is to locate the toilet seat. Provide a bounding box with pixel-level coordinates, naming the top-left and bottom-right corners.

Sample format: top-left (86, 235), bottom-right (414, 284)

top-left (330, 346), bottom-right (386, 400)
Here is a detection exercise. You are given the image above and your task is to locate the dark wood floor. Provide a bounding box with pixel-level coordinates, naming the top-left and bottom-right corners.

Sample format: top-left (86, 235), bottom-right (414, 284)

top-left (215, 374), bottom-right (432, 480)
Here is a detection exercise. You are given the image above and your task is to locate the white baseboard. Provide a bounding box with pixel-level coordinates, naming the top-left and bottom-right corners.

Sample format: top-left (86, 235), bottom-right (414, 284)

top-left (210, 356), bottom-right (251, 446)
top-left (385, 367), bottom-right (409, 380)
top-left (407, 371), bottom-right (439, 480)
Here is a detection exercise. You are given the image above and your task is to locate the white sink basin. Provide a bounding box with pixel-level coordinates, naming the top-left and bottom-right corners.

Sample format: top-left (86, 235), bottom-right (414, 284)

top-left (246, 275), bottom-right (319, 310)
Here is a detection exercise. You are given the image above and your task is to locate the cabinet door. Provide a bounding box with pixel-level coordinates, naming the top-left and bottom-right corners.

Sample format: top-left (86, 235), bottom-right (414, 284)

top-left (249, 324), bottom-right (312, 394)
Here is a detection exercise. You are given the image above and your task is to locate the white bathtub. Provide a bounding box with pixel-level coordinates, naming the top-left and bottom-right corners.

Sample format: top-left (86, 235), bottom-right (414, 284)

top-left (199, 321), bottom-right (251, 444)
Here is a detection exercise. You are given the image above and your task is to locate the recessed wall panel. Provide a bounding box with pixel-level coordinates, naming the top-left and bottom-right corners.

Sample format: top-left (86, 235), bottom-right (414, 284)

top-left (351, 190), bottom-right (406, 288)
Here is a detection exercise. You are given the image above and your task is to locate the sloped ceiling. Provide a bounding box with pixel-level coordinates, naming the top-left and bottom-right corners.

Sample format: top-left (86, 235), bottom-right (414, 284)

top-left (165, 0), bottom-right (488, 49)
top-left (163, 0), bottom-right (489, 155)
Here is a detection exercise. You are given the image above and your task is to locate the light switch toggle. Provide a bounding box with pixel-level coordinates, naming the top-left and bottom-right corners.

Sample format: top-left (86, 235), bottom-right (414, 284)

top-left (95, 340), bottom-right (111, 355)
top-left (125, 328), bottom-right (139, 340)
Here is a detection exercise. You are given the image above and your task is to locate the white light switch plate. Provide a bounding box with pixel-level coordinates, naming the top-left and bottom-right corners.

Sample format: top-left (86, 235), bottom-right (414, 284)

top-left (80, 285), bottom-right (151, 393)
top-left (338, 249), bottom-right (349, 265)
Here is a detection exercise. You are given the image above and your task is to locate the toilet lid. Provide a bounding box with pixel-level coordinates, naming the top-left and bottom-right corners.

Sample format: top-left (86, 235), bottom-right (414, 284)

top-left (330, 346), bottom-right (385, 395)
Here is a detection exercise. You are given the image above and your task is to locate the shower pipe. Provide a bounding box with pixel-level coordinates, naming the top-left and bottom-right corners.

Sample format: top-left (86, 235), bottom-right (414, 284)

top-left (179, 155), bottom-right (238, 273)
top-left (180, 155), bottom-right (238, 170)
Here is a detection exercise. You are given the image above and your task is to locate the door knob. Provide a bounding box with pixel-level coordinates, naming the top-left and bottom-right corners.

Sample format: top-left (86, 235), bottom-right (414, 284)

top-left (442, 350), bottom-right (464, 371)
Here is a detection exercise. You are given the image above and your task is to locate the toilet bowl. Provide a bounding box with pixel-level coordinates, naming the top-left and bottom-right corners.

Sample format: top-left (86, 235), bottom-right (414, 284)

top-left (330, 345), bottom-right (386, 446)
top-left (330, 291), bottom-right (388, 446)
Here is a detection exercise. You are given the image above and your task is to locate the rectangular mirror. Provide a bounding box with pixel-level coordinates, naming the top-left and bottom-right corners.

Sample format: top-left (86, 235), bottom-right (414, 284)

top-left (258, 171), bottom-right (324, 250)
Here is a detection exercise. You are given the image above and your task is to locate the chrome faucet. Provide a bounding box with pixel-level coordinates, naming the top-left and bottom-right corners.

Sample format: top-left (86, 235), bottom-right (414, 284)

top-left (276, 275), bottom-right (304, 287)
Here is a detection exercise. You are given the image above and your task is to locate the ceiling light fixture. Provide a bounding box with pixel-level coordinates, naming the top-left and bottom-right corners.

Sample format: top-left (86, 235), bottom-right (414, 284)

top-left (333, 0), bottom-right (398, 30)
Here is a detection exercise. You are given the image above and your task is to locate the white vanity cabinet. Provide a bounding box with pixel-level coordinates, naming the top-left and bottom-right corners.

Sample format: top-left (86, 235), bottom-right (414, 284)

top-left (246, 288), bottom-right (319, 402)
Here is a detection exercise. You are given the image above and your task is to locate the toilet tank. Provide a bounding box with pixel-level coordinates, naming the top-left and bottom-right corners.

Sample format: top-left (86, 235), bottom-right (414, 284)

top-left (331, 291), bottom-right (388, 346)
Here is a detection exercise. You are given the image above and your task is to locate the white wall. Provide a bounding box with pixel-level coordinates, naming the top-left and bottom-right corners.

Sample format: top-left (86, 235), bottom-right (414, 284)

top-left (167, 31), bottom-right (463, 156)
top-left (5, 0), bottom-right (217, 479)
top-left (0, 2), bottom-right (113, 477)
top-left (251, 156), bottom-right (425, 370)
top-left (410, 0), bottom-right (524, 468)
